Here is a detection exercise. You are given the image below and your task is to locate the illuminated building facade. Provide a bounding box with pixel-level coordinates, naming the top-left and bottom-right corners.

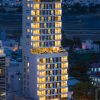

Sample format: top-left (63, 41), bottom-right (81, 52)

top-left (23, 0), bottom-right (68, 100)
top-left (0, 41), bottom-right (6, 100)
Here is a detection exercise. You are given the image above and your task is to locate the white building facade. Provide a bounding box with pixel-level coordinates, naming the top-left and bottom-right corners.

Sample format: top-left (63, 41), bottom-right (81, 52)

top-left (23, 0), bottom-right (68, 100)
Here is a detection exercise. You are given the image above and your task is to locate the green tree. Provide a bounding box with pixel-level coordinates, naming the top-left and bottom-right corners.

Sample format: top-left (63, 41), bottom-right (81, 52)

top-left (69, 62), bottom-right (89, 82)
top-left (72, 82), bottom-right (96, 100)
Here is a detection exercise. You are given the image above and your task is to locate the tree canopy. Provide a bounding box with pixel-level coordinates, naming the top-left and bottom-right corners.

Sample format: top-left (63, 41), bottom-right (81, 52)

top-left (72, 82), bottom-right (96, 100)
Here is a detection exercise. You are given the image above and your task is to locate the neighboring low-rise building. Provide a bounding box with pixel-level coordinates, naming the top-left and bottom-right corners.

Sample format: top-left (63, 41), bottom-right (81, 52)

top-left (90, 72), bottom-right (100, 88)
top-left (2, 0), bottom-right (22, 7)
top-left (0, 41), bottom-right (6, 100)
top-left (89, 63), bottom-right (100, 88)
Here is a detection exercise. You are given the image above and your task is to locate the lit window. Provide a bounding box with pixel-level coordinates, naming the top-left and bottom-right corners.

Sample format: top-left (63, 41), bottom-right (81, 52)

top-left (34, 0), bottom-right (40, 2)
top-left (0, 69), bottom-right (2, 74)
top-left (37, 65), bottom-right (46, 70)
top-left (33, 42), bottom-right (40, 47)
top-left (27, 4), bottom-right (30, 7)
top-left (27, 69), bottom-right (29, 72)
top-left (48, 29), bottom-right (50, 34)
top-left (55, 89), bottom-right (58, 93)
top-left (49, 17), bottom-right (51, 21)
top-left (61, 63), bottom-right (68, 68)
top-left (61, 69), bottom-right (68, 74)
top-left (55, 22), bottom-right (62, 27)
top-left (48, 90), bottom-right (50, 94)
top-left (33, 17), bottom-right (40, 22)
top-left (61, 81), bottom-right (67, 87)
top-left (50, 83), bottom-right (52, 87)
top-left (61, 56), bottom-right (68, 62)
top-left (44, 23), bottom-right (46, 28)
top-left (33, 4), bottom-right (40, 9)
top-left (40, 71), bottom-right (47, 76)
top-left (42, 4), bottom-right (44, 8)
top-left (55, 41), bottom-right (61, 46)
top-left (37, 77), bottom-right (46, 83)
top-left (55, 16), bottom-right (61, 21)
top-left (31, 36), bottom-right (40, 41)
top-left (55, 28), bottom-right (61, 33)
top-left (51, 10), bottom-right (53, 15)
top-left (27, 29), bottom-right (30, 32)
top-left (39, 97), bottom-right (46, 100)
top-left (61, 75), bottom-right (68, 80)
top-left (31, 10), bottom-right (40, 15)
top-left (61, 94), bottom-right (67, 98)
top-left (55, 3), bottom-right (61, 8)
top-left (27, 63), bottom-right (29, 67)
top-left (31, 23), bottom-right (40, 28)
top-left (27, 16), bottom-right (30, 20)
top-left (61, 88), bottom-right (68, 93)
top-left (0, 49), bottom-right (3, 54)
top-left (37, 90), bottom-right (46, 96)
top-left (55, 10), bottom-right (62, 15)
top-left (57, 83), bottom-right (59, 87)
top-left (33, 29), bottom-right (40, 35)
top-left (40, 58), bottom-right (46, 64)
top-left (55, 76), bottom-right (57, 81)
top-left (42, 17), bottom-right (44, 21)
top-left (39, 84), bottom-right (46, 89)
top-left (55, 35), bottom-right (61, 40)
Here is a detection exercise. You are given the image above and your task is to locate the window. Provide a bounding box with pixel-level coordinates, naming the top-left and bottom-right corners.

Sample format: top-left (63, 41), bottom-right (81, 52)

top-left (55, 41), bottom-right (61, 46)
top-left (37, 90), bottom-right (46, 96)
top-left (55, 16), bottom-right (61, 21)
top-left (33, 29), bottom-right (40, 35)
top-left (27, 4), bottom-right (30, 7)
top-left (51, 10), bottom-right (53, 15)
top-left (31, 36), bottom-right (40, 41)
top-left (61, 94), bottom-right (67, 98)
top-left (39, 84), bottom-right (46, 89)
top-left (61, 81), bottom-right (67, 87)
top-left (61, 75), bottom-right (68, 80)
top-left (61, 56), bottom-right (68, 62)
top-left (37, 77), bottom-right (46, 83)
top-left (55, 3), bottom-right (61, 8)
top-left (37, 65), bottom-right (46, 70)
top-left (61, 63), bottom-right (68, 68)
top-left (55, 28), bottom-right (61, 33)
top-left (0, 49), bottom-right (3, 54)
top-left (61, 69), bottom-right (67, 74)
top-left (61, 88), bottom-right (68, 93)
top-left (31, 23), bottom-right (40, 28)
top-left (31, 10), bottom-right (40, 15)
top-left (33, 4), bottom-right (40, 9)
top-left (0, 69), bottom-right (2, 74)
top-left (55, 10), bottom-right (62, 15)
top-left (27, 63), bottom-right (29, 67)
top-left (40, 58), bottom-right (46, 63)
top-left (33, 42), bottom-right (40, 47)
top-left (27, 29), bottom-right (30, 32)
top-left (33, 17), bottom-right (40, 22)
top-left (40, 71), bottom-right (47, 76)
top-left (34, 0), bottom-right (40, 2)
top-left (55, 22), bottom-right (62, 27)
top-left (27, 16), bottom-right (30, 20)
top-left (55, 35), bottom-right (61, 40)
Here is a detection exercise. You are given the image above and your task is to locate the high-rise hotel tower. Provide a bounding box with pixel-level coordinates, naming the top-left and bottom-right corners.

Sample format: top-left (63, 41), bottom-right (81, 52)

top-left (23, 0), bottom-right (68, 100)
